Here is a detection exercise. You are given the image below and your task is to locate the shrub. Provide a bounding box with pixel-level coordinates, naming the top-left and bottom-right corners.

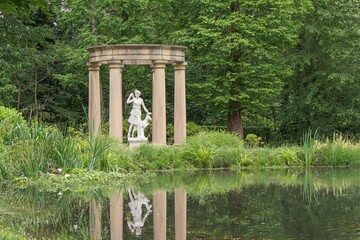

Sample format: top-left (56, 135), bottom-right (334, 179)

top-left (0, 106), bottom-right (27, 144)
top-left (187, 131), bottom-right (243, 149)
top-left (245, 133), bottom-right (263, 148)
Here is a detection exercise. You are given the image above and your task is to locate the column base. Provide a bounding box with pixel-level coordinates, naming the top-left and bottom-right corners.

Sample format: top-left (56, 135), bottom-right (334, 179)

top-left (128, 138), bottom-right (148, 149)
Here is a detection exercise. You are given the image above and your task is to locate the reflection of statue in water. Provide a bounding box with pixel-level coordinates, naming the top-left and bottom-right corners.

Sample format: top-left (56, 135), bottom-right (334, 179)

top-left (127, 90), bottom-right (151, 139)
top-left (127, 189), bottom-right (152, 236)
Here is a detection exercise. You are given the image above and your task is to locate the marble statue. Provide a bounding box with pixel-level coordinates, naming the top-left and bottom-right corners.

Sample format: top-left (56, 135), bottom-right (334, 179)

top-left (127, 189), bottom-right (152, 236)
top-left (131, 114), bottom-right (152, 139)
top-left (126, 90), bottom-right (151, 140)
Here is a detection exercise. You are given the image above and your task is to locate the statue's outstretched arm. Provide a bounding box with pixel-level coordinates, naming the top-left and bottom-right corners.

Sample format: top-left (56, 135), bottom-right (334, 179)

top-left (127, 93), bottom-right (134, 104)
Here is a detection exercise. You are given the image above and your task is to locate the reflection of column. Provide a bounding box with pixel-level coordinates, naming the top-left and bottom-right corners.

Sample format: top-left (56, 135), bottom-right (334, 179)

top-left (173, 62), bottom-right (187, 145)
top-left (88, 63), bottom-right (101, 135)
top-left (110, 191), bottom-right (123, 240)
top-left (152, 61), bottom-right (167, 145)
top-left (109, 61), bottom-right (124, 142)
top-left (89, 200), bottom-right (102, 240)
top-left (175, 188), bottom-right (187, 240)
top-left (153, 191), bottom-right (167, 240)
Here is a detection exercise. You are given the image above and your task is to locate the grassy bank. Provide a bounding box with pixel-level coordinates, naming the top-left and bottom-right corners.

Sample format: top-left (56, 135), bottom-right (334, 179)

top-left (1, 121), bottom-right (360, 181)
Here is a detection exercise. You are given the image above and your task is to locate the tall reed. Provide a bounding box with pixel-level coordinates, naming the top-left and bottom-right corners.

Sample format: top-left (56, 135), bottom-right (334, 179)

top-left (86, 134), bottom-right (112, 171)
top-left (302, 128), bottom-right (318, 166)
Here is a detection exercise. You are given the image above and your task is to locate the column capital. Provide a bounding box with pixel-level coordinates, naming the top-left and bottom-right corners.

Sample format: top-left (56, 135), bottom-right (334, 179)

top-left (108, 60), bottom-right (124, 70)
top-left (173, 62), bottom-right (187, 71)
top-left (152, 60), bottom-right (168, 69)
top-left (87, 62), bottom-right (101, 71)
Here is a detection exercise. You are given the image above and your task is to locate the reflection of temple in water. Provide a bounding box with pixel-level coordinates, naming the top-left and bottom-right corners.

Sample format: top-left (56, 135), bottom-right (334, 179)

top-left (127, 189), bottom-right (152, 236)
top-left (89, 189), bottom-right (187, 240)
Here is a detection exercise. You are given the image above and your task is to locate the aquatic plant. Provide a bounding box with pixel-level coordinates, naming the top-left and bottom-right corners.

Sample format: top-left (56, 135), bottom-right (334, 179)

top-left (86, 134), bottom-right (113, 171)
top-left (302, 128), bottom-right (318, 166)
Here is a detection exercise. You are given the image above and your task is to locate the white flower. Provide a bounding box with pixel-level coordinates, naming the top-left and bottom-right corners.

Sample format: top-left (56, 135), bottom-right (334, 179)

top-left (64, 174), bottom-right (70, 178)
top-left (58, 192), bottom-right (63, 196)
top-left (57, 168), bottom-right (62, 173)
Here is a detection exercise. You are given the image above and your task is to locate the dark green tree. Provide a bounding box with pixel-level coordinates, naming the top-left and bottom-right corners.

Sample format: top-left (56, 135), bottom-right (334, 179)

top-left (174, 0), bottom-right (310, 139)
top-left (280, 0), bottom-right (360, 140)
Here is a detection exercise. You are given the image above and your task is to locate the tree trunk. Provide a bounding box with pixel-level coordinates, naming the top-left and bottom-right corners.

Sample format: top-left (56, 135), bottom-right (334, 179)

top-left (227, 1), bottom-right (244, 139)
top-left (227, 101), bottom-right (244, 139)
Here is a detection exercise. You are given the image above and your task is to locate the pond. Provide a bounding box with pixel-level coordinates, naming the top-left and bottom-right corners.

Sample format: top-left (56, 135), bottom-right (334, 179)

top-left (1, 168), bottom-right (360, 239)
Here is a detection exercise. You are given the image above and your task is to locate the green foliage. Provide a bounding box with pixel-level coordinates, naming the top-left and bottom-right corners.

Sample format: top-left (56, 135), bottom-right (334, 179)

top-left (0, 107), bottom-right (26, 143)
top-left (2, 122), bottom-right (360, 182)
top-left (245, 133), bottom-right (263, 148)
top-left (316, 134), bottom-right (360, 166)
top-left (302, 128), bottom-right (318, 166)
top-left (182, 131), bottom-right (243, 168)
top-left (0, 0), bottom-right (46, 15)
top-left (0, 0), bottom-right (359, 143)
top-left (86, 134), bottom-right (112, 171)
top-left (177, 0), bottom-right (311, 136)
top-left (166, 122), bottom-right (205, 144)
top-left (186, 131), bottom-right (243, 149)
top-left (278, 147), bottom-right (301, 166)
top-left (0, 229), bottom-right (24, 240)
top-left (238, 152), bottom-right (255, 167)
top-left (279, 0), bottom-right (360, 141)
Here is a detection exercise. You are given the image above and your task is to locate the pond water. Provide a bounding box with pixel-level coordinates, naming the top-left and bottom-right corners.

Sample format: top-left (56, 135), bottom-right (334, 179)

top-left (1, 168), bottom-right (360, 239)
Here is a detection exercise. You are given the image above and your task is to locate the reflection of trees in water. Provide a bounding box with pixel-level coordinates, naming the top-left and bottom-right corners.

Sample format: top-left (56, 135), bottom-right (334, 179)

top-left (3, 169), bottom-right (360, 239)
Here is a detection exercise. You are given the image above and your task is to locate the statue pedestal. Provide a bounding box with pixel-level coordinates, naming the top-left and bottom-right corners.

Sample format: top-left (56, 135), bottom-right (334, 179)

top-left (128, 137), bottom-right (148, 149)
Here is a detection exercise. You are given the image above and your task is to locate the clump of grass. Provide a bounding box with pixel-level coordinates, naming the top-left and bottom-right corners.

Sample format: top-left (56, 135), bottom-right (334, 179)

top-left (252, 148), bottom-right (279, 166)
top-left (135, 144), bottom-right (178, 170)
top-left (85, 134), bottom-right (113, 171)
top-left (0, 229), bottom-right (24, 240)
top-left (316, 133), bottom-right (360, 166)
top-left (214, 147), bottom-right (239, 168)
top-left (277, 147), bottom-right (302, 166)
top-left (302, 128), bottom-right (318, 166)
top-left (186, 131), bottom-right (243, 149)
top-left (182, 142), bottom-right (215, 168)
top-left (182, 131), bottom-right (243, 168)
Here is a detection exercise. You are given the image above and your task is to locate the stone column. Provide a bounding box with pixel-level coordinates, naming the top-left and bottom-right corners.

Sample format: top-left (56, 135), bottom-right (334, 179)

top-left (175, 188), bottom-right (186, 240)
top-left (152, 61), bottom-right (167, 145)
top-left (110, 191), bottom-right (123, 240)
top-left (89, 200), bottom-right (102, 240)
top-left (173, 62), bottom-right (187, 145)
top-left (109, 61), bottom-right (124, 142)
top-left (153, 191), bottom-right (167, 240)
top-left (88, 62), bottom-right (101, 135)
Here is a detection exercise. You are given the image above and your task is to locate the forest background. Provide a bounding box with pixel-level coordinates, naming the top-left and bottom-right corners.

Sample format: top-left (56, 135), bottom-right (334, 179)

top-left (1, 0), bottom-right (359, 143)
